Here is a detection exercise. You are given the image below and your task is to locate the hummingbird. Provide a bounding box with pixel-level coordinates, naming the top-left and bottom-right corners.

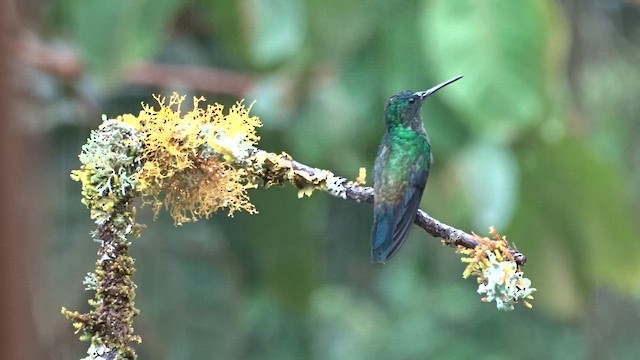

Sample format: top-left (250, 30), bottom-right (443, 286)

top-left (371, 76), bottom-right (463, 263)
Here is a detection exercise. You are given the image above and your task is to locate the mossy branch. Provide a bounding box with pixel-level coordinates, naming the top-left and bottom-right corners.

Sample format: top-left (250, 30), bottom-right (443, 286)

top-left (66, 93), bottom-right (535, 359)
top-left (61, 201), bottom-right (141, 360)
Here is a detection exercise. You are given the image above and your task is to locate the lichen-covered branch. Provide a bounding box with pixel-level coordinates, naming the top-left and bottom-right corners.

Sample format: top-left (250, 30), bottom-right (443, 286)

top-left (241, 149), bottom-right (527, 266)
top-left (65, 120), bottom-right (143, 359)
top-left (61, 202), bottom-right (141, 360)
top-left (67, 93), bottom-right (535, 359)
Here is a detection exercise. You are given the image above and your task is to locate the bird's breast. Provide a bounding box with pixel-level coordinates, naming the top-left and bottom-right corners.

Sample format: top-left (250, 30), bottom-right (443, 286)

top-left (374, 130), bottom-right (430, 204)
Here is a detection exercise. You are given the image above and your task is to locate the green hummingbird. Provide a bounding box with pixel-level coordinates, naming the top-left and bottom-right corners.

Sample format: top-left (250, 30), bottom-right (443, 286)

top-left (372, 76), bottom-right (463, 263)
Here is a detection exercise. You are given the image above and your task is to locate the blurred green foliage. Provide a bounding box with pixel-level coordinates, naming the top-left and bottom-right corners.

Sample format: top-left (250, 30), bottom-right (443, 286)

top-left (33, 0), bottom-right (640, 358)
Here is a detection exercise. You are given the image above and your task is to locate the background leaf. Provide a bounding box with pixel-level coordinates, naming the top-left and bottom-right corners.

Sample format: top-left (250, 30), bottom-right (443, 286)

top-left (421, 0), bottom-right (569, 140)
top-left (17, 0), bottom-right (640, 358)
top-left (245, 0), bottom-right (306, 67)
top-left (457, 142), bottom-right (519, 229)
top-left (510, 137), bottom-right (640, 315)
top-left (65, 0), bottom-right (182, 83)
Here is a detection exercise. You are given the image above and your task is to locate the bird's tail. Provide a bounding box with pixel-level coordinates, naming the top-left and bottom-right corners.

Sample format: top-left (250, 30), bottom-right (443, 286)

top-left (371, 205), bottom-right (398, 263)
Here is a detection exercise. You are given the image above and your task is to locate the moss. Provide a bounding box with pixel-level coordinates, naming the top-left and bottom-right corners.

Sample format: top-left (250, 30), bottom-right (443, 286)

top-left (62, 206), bottom-right (141, 359)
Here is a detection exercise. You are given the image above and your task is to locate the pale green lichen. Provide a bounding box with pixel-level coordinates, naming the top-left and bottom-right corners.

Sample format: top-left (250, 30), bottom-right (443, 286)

top-left (62, 210), bottom-right (141, 359)
top-left (83, 343), bottom-right (112, 360)
top-left (71, 118), bottom-right (143, 224)
top-left (477, 251), bottom-right (536, 311)
top-left (458, 227), bottom-right (535, 311)
top-left (83, 272), bottom-right (98, 291)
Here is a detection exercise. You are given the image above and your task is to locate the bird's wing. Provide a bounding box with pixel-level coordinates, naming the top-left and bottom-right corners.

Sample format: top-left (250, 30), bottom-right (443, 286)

top-left (391, 163), bottom-right (428, 253)
top-left (372, 153), bottom-right (429, 263)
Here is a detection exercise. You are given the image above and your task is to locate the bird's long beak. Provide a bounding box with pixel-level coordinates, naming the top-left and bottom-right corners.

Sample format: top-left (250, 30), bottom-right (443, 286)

top-left (416, 75), bottom-right (463, 100)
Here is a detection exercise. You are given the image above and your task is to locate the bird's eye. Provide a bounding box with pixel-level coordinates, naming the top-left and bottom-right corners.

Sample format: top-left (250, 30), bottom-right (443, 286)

top-left (408, 97), bottom-right (416, 104)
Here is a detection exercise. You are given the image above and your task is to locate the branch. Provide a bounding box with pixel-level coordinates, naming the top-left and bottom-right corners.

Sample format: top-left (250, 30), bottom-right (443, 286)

top-left (64, 120), bottom-right (143, 359)
top-left (125, 63), bottom-right (255, 96)
top-left (61, 204), bottom-right (141, 360)
top-left (13, 35), bottom-right (255, 95)
top-left (66, 94), bottom-right (535, 359)
top-left (247, 150), bottom-right (527, 266)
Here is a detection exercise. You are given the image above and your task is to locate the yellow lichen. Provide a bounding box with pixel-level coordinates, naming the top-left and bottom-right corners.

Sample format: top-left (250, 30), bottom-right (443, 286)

top-left (297, 186), bottom-right (315, 198)
top-left (457, 226), bottom-right (515, 280)
top-left (206, 100), bottom-right (262, 163)
top-left (115, 93), bottom-right (260, 224)
top-left (356, 167), bottom-right (367, 185)
top-left (118, 113), bottom-right (143, 130)
top-left (160, 155), bottom-right (257, 224)
top-left (246, 150), bottom-right (296, 187)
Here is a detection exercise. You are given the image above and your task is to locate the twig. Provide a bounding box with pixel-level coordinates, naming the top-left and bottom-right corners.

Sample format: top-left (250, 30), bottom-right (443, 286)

top-left (13, 35), bottom-right (255, 96)
top-left (125, 63), bottom-right (255, 95)
top-left (250, 151), bottom-right (527, 266)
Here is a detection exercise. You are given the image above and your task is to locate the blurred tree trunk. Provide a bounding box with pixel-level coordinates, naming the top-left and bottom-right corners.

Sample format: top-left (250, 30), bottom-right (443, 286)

top-left (0, 0), bottom-right (40, 358)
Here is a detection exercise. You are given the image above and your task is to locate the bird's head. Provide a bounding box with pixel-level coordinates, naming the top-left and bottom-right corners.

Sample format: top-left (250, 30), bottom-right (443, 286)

top-left (384, 76), bottom-right (462, 130)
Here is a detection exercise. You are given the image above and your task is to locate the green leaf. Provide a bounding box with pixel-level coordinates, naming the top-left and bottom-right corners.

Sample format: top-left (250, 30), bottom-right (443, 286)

top-left (509, 137), bottom-right (640, 316)
top-left (307, 0), bottom-right (393, 59)
top-left (457, 142), bottom-right (519, 229)
top-left (66, 0), bottom-right (181, 84)
top-left (420, 0), bottom-right (569, 140)
top-left (310, 285), bottom-right (387, 360)
top-left (240, 187), bottom-right (319, 313)
top-left (379, 2), bottom-right (427, 94)
top-left (246, 0), bottom-right (305, 67)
